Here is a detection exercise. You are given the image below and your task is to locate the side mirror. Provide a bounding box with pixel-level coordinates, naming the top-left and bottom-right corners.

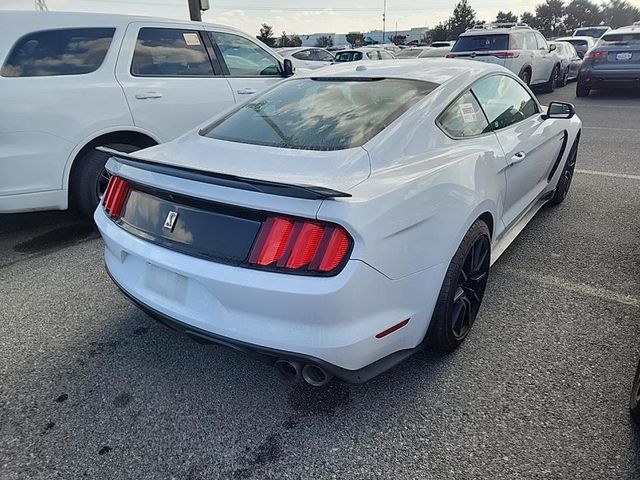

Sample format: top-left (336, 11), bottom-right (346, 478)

top-left (543, 101), bottom-right (575, 120)
top-left (549, 44), bottom-right (557, 52)
top-left (282, 58), bottom-right (295, 77)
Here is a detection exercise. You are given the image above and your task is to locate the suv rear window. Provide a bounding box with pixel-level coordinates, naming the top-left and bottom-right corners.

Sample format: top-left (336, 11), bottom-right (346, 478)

top-left (452, 34), bottom-right (509, 52)
top-left (201, 78), bottom-right (438, 151)
top-left (575, 27), bottom-right (608, 38)
top-left (600, 33), bottom-right (640, 45)
top-left (1, 27), bottom-right (115, 77)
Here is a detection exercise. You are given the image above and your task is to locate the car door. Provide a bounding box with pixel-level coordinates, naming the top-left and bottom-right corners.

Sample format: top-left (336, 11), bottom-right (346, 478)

top-left (472, 74), bottom-right (566, 229)
top-left (115, 23), bottom-right (235, 142)
top-left (534, 32), bottom-right (555, 83)
top-left (208, 30), bottom-right (285, 101)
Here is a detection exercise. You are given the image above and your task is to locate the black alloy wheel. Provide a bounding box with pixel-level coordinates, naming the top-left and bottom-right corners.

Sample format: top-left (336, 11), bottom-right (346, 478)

top-left (630, 360), bottom-right (640, 426)
top-left (451, 235), bottom-right (490, 339)
top-left (548, 138), bottom-right (579, 206)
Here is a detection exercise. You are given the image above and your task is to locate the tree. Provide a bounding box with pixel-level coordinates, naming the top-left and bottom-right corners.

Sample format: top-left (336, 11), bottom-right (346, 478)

top-left (315, 35), bottom-right (334, 48)
top-left (277, 32), bottom-right (302, 48)
top-left (256, 23), bottom-right (275, 47)
top-left (534, 0), bottom-right (566, 37)
top-left (495, 11), bottom-right (518, 23)
top-left (289, 34), bottom-right (302, 47)
top-left (278, 31), bottom-right (290, 48)
top-left (602, 0), bottom-right (640, 28)
top-left (449, 0), bottom-right (477, 39)
top-left (346, 32), bottom-right (365, 47)
top-left (430, 22), bottom-right (451, 41)
top-left (564, 0), bottom-right (603, 31)
top-left (520, 11), bottom-right (538, 27)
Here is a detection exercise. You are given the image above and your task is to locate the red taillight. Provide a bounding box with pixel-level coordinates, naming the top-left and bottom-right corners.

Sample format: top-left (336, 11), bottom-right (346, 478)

top-left (492, 51), bottom-right (520, 59)
top-left (102, 176), bottom-right (130, 220)
top-left (585, 49), bottom-right (606, 59)
top-left (248, 216), bottom-right (352, 274)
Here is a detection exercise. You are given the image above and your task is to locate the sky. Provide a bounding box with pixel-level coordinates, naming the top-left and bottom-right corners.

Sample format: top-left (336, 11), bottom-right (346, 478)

top-left (2, 0), bottom-right (640, 35)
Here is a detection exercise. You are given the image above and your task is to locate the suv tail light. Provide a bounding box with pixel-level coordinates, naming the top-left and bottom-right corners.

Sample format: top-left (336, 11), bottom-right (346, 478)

top-left (102, 176), bottom-right (130, 220)
top-left (492, 51), bottom-right (520, 58)
top-left (248, 216), bottom-right (352, 274)
top-left (585, 50), bottom-right (606, 59)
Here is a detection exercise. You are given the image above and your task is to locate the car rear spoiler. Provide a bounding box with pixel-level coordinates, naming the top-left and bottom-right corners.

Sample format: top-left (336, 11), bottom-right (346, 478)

top-left (97, 147), bottom-right (352, 200)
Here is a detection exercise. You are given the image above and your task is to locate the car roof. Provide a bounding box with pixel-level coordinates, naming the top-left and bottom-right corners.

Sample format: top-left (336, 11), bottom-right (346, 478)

top-left (610, 25), bottom-right (640, 33)
top-left (297, 58), bottom-right (502, 84)
top-left (0, 10), bottom-right (245, 34)
top-left (557, 36), bottom-right (593, 41)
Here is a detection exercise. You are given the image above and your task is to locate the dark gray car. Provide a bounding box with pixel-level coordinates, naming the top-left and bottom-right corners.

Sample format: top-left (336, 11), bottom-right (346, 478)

top-left (551, 41), bottom-right (582, 86)
top-left (576, 26), bottom-right (640, 97)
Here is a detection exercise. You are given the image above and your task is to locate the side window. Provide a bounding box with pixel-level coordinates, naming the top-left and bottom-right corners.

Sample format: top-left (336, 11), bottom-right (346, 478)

top-left (437, 90), bottom-right (490, 138)
top-left (471, 75), bottom-right (539, 131)
top-left (210, 32), bottom-right (280, 76)
top-left (510, 33), bottom-right (523, 50)
top-left (523, 33), bottom-right (538, 50)
top-left (1, 27), bottom-right (115, 77)
top-left (313, 49), bottom-right (334, 62)
top-left (379, 50), bottom-right (394, 60)
top-left (367, 51), bottom-right (378, 60)
top-left (535, 33), bottom-right (549, 51)
top-left (292, 49), bottom-right (312, 61)
top-left (131, 28), bottom-right (213, 76)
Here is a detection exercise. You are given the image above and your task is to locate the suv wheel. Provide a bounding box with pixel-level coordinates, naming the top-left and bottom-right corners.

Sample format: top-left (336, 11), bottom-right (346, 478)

top-left (576, 80), bottom-right (591, 97)
top-left (561, 68), bottom-right (569, 87)
top-left (541, 65), bottom-right (559, 93)
top-left (71, 143), bottom-right (141, 218)
top-left (519, 69), bottom-right (531, 85)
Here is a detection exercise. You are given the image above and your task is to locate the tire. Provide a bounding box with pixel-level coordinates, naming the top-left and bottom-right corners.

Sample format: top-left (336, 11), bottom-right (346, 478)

top-left (560, 68), bottom-right (569, 87)
top-left (576, 80), bottom-right (591, 97)
top-left (630, 359), bottom-right (640, 426)
top-left (541, 65), bottom-right (560, 93)
top-left (71, 143), bottom-right (140, 218)
top-left (519, 68), bottom-right (531, 86)
top-left (426, 220), bottom-right (491, 351)
top-left (548, 137), bottom-right (579, 206)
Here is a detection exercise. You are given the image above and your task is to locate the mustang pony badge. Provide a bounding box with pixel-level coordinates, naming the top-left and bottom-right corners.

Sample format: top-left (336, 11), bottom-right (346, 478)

top-left (163, 211), bottom-right (179, 232)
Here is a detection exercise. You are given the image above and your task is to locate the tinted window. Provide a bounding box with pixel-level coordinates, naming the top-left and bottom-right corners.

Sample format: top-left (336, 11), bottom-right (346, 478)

top-left (600, 33), bottom-right (640, 45)
top-left (472, 75), bottom-right (539, 131)
top-left (335, 51), bottom-right (362, 62)
top-left (575, 27), bottom-right (608, 38)
top-left (452, 35), bottom-right (509, 52)
top-left (437, 90), bottom-right (489, 138)
top-left (523, 32), bottom-right (538, 50)
top-left (1, 28), bottom-right (115, 77)
top-left (535, 33), bottom-right (549, 50)
top-left (201, 78), bottom-right (438, 151)
top-left (211, 32), bottom-right (279, 76)
top-left (566, 39), bottom-right (588, 47)
top-left (131, 28), bottom-right (213, 76)
top-left (311, 49), bottom-right (334, 61)
top-left (366, 51), bottom-right (378, 60)
top-left (292, 49), bottom-right (312, 60)
top-left (396, 49), bottom-right (423, 58)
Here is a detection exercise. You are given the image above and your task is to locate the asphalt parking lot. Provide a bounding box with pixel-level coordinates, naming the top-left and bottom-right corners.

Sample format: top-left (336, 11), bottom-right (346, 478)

top-left (1, 84), bottom-right (639, 480)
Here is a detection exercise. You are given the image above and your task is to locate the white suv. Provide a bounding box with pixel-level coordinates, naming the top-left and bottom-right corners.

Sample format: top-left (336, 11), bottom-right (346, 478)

top-left (0, 11), bottom-right (295, 215)
top-left (448, 25), bottom-right (561, 92)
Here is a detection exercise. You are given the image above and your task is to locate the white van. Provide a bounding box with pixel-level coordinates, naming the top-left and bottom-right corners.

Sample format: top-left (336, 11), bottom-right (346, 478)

top-left (0, 11), bottom-right (295, 215)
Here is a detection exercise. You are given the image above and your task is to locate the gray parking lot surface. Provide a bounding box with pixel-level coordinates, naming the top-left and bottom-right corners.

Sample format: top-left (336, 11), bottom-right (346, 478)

top-left (1, 85), bottom-right (639, 479)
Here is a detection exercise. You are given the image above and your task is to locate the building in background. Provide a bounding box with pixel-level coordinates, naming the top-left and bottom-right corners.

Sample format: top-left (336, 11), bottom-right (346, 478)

top-left (301, 27), bottom-right (428, 47)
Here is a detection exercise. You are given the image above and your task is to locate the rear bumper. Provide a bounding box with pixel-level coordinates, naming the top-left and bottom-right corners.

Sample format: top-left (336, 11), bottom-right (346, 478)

top-left (96, 206), bottom-right (446, 377)
top-left (580, 69), bottom-right (640, 84)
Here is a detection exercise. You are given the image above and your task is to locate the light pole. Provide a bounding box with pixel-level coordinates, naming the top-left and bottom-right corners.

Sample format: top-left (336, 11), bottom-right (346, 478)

top-left (395, 19), bottom-right (399, 44)
top-left (382, 0), bottom-right (386, 44)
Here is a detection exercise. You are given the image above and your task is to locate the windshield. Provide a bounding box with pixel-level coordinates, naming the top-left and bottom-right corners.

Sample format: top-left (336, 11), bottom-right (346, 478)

top-left (396, 49), bottom-right (423, 58)
top-left (575, 27), bottom-right (608, 38)
top-left (600, 33), bottom-right (640, 45)
top-left (334, 51), bottom-right (363, 62)
top-left (201, 78), bottom-right (438, 151)
top-left (452, 34), bottom-right (509, 52)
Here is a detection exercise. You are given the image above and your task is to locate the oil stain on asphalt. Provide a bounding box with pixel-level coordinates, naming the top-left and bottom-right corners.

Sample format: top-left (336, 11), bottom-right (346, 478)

top-left (13, 223), bottom-right (97, 254)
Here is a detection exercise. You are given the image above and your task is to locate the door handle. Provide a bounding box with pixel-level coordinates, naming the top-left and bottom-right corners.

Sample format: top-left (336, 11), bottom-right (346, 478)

top-left (510, 151), bottom-right (527, 164)
top-left (135, 92), bottom-right (163, 100)
top-left (237, 88), bottom-right (257, 95)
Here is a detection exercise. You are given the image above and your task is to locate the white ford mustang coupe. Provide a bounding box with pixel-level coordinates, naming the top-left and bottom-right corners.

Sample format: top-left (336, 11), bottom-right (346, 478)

top-left (96, 60), bottom-right (581, 386)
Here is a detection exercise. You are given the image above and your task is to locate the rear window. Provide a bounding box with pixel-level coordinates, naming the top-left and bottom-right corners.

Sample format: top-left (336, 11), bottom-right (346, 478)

top-left (600, 33), bottom-right (640, 45)
top-left (1, 27), bottom-right (115, 77)
top-left (452, 34), bottom-right (509, 52)
top-left (566, 39), bottom-right (588, 47)
top-left (201, 78), bottom-right (438, 151)
top-left (396, 49), bottom-right (423, 58)
top-left (334, 51), bottom-right (362, 62)
top-left (575, 28), bottom-right (608, 38)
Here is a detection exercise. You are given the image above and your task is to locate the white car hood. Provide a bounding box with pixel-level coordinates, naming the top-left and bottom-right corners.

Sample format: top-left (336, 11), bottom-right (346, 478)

top-left (127, 133), bottom-right (371, 194)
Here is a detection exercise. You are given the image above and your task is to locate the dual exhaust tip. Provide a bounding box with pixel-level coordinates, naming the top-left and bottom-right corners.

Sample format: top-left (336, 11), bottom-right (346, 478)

top-left (274, 359), bottom-right (333, 387)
